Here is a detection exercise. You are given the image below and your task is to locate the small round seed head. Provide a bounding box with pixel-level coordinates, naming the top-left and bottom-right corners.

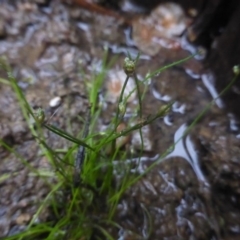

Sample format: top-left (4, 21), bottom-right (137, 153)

top-left (233, 65), bottom-right (240, 75)
top-left (123, 57), bottom-right (135, 76)
top-left (34, 108), bottom-right (45, 124)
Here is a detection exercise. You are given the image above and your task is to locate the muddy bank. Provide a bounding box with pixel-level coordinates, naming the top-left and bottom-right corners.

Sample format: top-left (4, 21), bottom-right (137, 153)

top-left (0, 0), bottom-right (240, 239)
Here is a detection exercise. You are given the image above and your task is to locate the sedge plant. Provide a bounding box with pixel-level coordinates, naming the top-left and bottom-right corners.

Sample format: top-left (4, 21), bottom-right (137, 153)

top-left (0, 54), bottom-right (238, 240)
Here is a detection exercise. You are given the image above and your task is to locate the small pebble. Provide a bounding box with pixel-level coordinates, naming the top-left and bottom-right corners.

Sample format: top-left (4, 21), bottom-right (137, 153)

top-left (16, 213), bottom-right (31, 225)
top-left (49, 96), bottom-right (61, 108)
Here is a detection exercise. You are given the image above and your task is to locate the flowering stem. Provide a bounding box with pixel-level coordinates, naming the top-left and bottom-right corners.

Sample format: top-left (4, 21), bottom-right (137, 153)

top-left (114, 75), bottom-right (130, 130)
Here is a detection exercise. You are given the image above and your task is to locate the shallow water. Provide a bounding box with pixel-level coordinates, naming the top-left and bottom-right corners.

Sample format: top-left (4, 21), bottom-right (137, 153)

top-left (0, 0), bottom-right (240, 239)
top-left (162, 124), bottom-right (208, 183)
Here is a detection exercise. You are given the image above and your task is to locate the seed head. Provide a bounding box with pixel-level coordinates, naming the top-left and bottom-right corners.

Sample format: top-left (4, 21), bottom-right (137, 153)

top-left (233, 65), bottom-right (240, 75)
top-left (34, 108), bottom-right (45, 124)
top-left (123, 57), bottom-right (135, 76)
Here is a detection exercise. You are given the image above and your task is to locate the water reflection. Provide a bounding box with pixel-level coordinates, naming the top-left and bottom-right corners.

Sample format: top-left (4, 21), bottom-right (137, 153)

top-left (172, 101), bottom-right (186, 114)
top-left (162, 124), bottom-right (208, 184)
top-left (163, 115), bottom-right (173, 126)
top-left (151, 84), bottom-right (171, 102)
top-left (201, 72), bottom-right (224, 108)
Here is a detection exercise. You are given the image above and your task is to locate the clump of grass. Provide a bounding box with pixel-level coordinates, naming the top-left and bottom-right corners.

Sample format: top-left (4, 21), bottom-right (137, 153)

top-left (0, 55), bottom-right (238, 240)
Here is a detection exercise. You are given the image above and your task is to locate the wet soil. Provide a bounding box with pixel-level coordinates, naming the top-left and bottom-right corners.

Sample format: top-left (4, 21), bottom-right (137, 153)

top-left (0, 0), bottom-right (240, 239)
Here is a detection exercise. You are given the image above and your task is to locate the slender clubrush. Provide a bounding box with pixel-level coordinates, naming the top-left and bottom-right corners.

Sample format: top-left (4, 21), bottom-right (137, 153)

top-left (1, 53), bottom-right (209, 240)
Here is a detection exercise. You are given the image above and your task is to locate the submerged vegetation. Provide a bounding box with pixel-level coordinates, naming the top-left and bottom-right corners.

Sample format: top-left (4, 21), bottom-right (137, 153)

top-left (0, 54), bottom-right (239, 239)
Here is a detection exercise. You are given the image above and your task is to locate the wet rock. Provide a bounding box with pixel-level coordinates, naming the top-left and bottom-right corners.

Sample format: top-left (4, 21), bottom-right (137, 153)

top-left (195, 117), bottom-right (240, 194)
top-left (132, 2), bottom-right (189, 55)
top-left (114, 157), bottom-right (217, 239)
top-left (105, 69), bottom-right (136, 103)
top-left (191, 113), bottom-right (240, 238)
